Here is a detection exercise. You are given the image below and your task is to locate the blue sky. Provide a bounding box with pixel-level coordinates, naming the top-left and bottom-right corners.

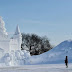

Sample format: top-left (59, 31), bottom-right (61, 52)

top-left (0, 0), bottom-right (72, 46)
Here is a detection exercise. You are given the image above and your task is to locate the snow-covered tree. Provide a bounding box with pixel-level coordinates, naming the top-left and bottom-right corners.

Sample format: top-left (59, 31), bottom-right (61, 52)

top-left (21, 33), bottom-right (53, 55)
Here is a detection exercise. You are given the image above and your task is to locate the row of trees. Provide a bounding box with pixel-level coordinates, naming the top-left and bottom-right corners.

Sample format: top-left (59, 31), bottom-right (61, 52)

top-left (21, 33), bottom-right (53, 55)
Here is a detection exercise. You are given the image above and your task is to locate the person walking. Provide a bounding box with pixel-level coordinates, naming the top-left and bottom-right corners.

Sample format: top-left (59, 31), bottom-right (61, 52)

top-left (65, 56), bottom-right (68, 68)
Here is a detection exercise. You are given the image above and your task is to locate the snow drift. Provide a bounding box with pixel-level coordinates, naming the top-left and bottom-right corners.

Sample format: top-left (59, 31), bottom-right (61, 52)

top-left (0, 40), bottom-right (72, 66)
top-left (30, 40), bottom-right (72, 64)
top-left (0, 50), bottom-right (30, 66)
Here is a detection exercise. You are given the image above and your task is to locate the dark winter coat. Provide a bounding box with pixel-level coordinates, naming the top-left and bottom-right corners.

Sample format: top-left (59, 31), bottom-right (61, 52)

top-left (65, 56), bottom-right (68, 64)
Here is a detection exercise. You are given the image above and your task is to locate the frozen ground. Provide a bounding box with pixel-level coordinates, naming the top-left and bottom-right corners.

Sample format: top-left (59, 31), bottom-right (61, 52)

top-left (0, 64), bottom-right (72, 72)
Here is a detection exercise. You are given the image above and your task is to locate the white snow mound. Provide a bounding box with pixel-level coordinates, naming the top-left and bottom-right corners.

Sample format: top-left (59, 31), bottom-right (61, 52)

top-left (30, 40), bottom-right (72, 64)
top-left (0, 40), bottom-right (72, 66)
top-left (0, 50), bottom-right (30, 66)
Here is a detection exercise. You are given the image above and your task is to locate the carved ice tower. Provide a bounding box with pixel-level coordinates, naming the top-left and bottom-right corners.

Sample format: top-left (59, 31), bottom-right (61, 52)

top-left (0, 16), bottom-right (22, 53)
top-left (0, 17), bottom-right (9, 53)
top-left (13, 25), bottom-right (22, 50)
top-left (0, 16), bottom-right (8, 39)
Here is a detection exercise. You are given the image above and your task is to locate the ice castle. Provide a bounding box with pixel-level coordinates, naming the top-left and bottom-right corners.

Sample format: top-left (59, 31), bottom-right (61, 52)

top-left (0, 16), bottom-right (22, 53)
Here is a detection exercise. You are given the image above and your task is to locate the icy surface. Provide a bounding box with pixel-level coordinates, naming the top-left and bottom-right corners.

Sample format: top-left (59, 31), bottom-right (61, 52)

top-left (0, 64), bottom-right (72, 72)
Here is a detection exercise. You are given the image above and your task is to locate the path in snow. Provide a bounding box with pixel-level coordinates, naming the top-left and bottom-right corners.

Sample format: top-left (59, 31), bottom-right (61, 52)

top-left (0, 64), bottom-right (72, 72)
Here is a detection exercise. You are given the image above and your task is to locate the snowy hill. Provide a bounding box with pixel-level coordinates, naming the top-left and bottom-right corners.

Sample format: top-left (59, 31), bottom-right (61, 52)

top-left (30, 40), bottom-right (72, 64)
top-left (0, 40), bottom-right (72, 66)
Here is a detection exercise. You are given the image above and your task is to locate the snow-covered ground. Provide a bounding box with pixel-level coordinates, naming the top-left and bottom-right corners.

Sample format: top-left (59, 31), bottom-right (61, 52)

top-left (0, 40), bottom-right (72, 72)
top-left (30, 40), bottom-right (72, 64)
top-left (0, 40), bottom-right (72, 66)
top-left (0, 64), bottom-right (72, 72)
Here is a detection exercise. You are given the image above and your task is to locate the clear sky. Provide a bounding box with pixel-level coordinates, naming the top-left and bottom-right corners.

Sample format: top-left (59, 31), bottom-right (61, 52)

top-left (0, 0), bottom-right (72, 46)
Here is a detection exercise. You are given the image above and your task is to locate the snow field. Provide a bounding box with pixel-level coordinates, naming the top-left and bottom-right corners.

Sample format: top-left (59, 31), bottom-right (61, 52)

top-left (0, 64), bottom-right (72, 72)
top-left (0, 40), bottom-right (72, 66)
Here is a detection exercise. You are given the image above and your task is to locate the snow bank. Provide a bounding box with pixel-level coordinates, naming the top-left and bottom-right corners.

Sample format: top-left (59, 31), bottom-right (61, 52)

top-left (0, 50), bottom-right (30, 66)
top-left (0, 40), bottom-right (72, 66)
top-left (29, 40), bottom-right (72, 64)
